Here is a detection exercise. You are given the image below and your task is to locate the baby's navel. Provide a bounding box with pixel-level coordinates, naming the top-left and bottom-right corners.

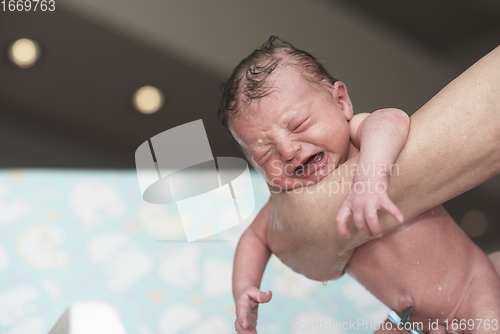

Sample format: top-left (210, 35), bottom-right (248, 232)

top-left (398, 295), bottom-right (415, 312)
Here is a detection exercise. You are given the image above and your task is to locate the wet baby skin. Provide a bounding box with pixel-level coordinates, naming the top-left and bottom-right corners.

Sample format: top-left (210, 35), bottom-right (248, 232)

top-left (347, 205), bottom-right (500, 333)
top-left (231, 64), bottom-right (500, 334)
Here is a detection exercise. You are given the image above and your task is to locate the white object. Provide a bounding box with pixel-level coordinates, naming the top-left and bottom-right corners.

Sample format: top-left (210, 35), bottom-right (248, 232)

top-left (135, 120), bottom-right (255, 241)
top-left (49, 301), bottom-right (128, 334)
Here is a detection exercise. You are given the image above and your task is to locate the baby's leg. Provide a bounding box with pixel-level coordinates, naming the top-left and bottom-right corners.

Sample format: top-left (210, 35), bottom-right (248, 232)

top-left (488, 251), bottom-right (500, 277)
top-left (457, 264), bottom-right (500, 334)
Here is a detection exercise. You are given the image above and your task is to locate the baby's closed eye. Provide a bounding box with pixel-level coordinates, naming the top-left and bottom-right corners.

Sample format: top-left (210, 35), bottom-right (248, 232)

top-left (288, 113), bottom-right (311, 133)
top-left (253, 145), bottom-right (272, 164)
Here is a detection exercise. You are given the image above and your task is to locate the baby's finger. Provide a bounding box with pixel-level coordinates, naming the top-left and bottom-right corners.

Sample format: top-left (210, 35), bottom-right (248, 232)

top-left (353, 209), bottom-right (373, 237)
top-left (236, 302), bottom-right (250, 329)
top-left (380, 197), bottom-right (404, 224)
top-left (246, 287), bottom-right (272, 304)
top-left (364, 204), bottom-right (383, 237)
top-left (335, 205), bottom-right (352, 238)
top-left (235, 319), bottom-right (256, 334)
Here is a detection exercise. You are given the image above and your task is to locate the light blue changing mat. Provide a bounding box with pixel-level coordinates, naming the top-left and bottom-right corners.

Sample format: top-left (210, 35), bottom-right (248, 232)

top-left (0, 169), bottom-right (388, 333)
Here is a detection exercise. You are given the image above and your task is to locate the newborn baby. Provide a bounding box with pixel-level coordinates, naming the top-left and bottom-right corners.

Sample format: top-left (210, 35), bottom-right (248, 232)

top-left (220, 37), bottom-right (500, 333)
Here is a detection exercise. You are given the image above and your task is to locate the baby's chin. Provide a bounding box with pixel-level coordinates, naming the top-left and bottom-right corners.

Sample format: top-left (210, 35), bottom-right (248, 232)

top-left (267, 168), bottom-right (332, 192)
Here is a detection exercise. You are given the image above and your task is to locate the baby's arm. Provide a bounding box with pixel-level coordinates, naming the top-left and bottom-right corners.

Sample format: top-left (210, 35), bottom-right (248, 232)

top-left (336, 108), bottom-right (410, 238)
top-left (233, 199), bottom-right (273, 333)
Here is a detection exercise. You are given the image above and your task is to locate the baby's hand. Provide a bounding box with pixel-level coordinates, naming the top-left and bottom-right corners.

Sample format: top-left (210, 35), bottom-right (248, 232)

top-left (335, 177), bottom-right (404, 238)
top-left (234, 286), bottom-right (272, 334)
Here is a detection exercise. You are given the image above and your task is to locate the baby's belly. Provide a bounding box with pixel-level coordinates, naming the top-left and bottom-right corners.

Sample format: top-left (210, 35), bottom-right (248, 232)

top-left (345, 205), bottom-right (482, 321)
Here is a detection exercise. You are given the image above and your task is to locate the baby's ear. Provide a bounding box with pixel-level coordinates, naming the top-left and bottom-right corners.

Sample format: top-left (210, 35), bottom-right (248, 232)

top-left (332, 81), bottom-right (354, 120)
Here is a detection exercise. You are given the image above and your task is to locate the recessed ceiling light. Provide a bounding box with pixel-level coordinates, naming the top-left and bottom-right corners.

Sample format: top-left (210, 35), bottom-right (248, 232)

top-left (460, 210), bottom-right (488, 237)
top-left (133, 86), bottom-right (164, 114)
top-left (8, 38), bottom-right (40, 69)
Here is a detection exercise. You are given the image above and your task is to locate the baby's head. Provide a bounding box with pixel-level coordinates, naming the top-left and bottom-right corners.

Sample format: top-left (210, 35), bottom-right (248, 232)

top-left (218, 36), bottom-right (354, 191)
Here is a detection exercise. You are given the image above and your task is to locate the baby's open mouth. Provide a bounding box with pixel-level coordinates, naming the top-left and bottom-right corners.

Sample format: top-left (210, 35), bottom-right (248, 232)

top-left (294, 152), bottom-right (325, 176)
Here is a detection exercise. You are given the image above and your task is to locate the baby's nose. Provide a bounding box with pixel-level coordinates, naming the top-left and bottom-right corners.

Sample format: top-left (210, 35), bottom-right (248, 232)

top-left (278, 141), bottom-right (301, 162)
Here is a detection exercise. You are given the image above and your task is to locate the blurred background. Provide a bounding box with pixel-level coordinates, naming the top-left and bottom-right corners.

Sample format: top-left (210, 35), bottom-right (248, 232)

top-left (0, 0), bottom-right (499, 333)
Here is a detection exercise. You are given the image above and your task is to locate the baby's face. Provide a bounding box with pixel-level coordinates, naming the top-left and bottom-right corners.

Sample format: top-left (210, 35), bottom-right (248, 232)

top-left (230, 67), bottom-right (354, 191)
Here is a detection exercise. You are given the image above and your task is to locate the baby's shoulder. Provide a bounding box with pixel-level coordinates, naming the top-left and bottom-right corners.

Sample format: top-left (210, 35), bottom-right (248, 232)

top-left (349, 113), bottom-right (370, 149)
top-left (349, 113), bottom-right (370, 132)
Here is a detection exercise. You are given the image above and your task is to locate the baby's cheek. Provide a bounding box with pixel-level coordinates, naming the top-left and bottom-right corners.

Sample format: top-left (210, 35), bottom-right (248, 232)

top-left (251, 164), bottom-right (273, 184)
top-left (267, 160), bottom-right (283, 176)
top-left (264, 171), bottom-right (280, 186)
top-left (265, 166), bottom-right (285, 186)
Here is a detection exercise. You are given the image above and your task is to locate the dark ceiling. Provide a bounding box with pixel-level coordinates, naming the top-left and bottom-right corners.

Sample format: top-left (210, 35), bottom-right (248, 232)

top-left (0, 7), bottom-right (240, 169)
top-left (332, 0), bottom-right (500, 68)
top-left (2, 1), bottom-right (500, 168)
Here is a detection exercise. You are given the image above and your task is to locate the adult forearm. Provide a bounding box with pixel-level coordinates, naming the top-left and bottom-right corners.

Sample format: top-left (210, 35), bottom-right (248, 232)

top-left (268, 46), bottom-right (500, 281)
top-left (388, 46), bottom-right (500, 221)
top-left (350, 45), bottom-right (500, 248)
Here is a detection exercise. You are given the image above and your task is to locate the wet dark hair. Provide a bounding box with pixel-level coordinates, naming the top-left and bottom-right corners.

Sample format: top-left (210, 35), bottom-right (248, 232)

top-left (218, 36), bottom-right (339, 141)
